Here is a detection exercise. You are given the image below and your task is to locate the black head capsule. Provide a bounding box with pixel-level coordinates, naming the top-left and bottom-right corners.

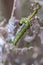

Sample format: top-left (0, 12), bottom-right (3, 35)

top-left (19, 22), bottom-right (22, 26)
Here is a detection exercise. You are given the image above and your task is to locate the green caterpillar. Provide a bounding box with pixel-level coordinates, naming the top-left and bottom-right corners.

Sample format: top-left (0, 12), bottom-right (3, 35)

top-left (20, 17), bottom-right (29, 24)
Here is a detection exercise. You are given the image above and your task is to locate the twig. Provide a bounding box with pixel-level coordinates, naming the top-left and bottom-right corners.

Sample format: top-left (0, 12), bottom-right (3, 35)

top-left (11, 0), bottom-right (17, 18)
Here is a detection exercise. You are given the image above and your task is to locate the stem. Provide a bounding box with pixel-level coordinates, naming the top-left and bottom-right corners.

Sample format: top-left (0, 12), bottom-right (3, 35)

top-left (28, 4), bottom-right (41, 20)
top-left (13, 3), bottom-right (41, 45)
